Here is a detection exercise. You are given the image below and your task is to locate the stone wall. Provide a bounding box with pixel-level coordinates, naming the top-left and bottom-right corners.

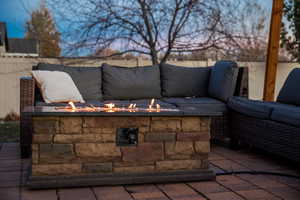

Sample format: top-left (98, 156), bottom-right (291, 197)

top-left (31, 116), bottom-right (210, 176)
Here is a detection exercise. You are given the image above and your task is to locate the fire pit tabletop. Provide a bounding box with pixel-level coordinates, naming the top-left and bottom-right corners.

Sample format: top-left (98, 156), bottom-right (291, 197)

top-left (23, 106), bottom-right (223, 117)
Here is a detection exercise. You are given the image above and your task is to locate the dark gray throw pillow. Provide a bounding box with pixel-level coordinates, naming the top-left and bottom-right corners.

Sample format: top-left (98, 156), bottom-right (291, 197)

top-left (34, 63), bottom-right (103, 101)
top-left (160, 63), bottom-right (211, 97)
top-left (102, 63), bottom-right (161, 100)
top-left (62, 67), bottom-right (102, 101)
top-left (208, 61), bottom-right (239, 102)
top-left (35, 63), bottom-right (64, 71)
top-left (277, 68), bottom-right (300, 105)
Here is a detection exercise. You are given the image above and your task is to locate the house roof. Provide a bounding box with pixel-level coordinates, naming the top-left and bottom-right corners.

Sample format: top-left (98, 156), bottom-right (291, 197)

top-left (0, 22), bottom-right (38, 54)
top-left (7, 38), bottom-right (38, 54)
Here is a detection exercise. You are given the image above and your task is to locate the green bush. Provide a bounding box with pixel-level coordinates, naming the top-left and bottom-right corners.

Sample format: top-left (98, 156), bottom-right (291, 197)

top-left (0, 121), bottom-right (20, 143)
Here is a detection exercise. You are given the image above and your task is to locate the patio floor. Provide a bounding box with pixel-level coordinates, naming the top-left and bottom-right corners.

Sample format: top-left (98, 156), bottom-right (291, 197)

top-left (0, 143), bottom-right (299, 200)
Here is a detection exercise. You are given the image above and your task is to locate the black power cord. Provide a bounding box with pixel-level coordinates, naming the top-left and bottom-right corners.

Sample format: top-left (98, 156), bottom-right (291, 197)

top-left (216, 171), bottom-right (300, 179)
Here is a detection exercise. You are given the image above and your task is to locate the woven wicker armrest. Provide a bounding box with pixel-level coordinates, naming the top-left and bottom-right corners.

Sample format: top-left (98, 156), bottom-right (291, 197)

top-left (20, 76), bottom-right (35, 113)
top-left (20, 76), bottom-right (35, 159)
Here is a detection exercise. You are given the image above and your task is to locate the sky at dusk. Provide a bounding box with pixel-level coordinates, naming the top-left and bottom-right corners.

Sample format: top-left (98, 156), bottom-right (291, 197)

top-left (0, 0), bottom-right (273, 38)
top-left (0, 0), bottom-right (40, 38)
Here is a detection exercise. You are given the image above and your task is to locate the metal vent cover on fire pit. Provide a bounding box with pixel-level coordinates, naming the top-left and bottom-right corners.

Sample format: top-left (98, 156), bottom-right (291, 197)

top-left (116, 128), bottom-right (138, 146)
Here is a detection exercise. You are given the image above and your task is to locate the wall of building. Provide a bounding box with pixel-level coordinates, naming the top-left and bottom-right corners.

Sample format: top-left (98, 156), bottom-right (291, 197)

top-left (0, 56), bottom-right (298, 118)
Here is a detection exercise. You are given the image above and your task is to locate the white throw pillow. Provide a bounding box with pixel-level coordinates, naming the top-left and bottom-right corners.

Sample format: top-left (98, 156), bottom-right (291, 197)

top-left (32, 70), bottom-right (85, 103)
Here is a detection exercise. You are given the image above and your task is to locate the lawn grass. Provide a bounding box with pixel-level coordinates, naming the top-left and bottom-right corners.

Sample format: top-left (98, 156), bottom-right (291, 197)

top-left (0, 121), bottom-right (20, 143)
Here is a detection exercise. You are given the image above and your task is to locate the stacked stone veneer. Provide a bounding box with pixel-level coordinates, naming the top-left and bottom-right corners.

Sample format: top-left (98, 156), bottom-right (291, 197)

top-left (31, 116), bottom-right (211, 176)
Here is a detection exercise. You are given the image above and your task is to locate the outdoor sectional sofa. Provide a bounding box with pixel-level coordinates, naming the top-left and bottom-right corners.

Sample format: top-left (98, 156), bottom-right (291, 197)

top-left (228, 68), bottom-right (300, 163)
top-left (20, 61), bottom-right (248, 158)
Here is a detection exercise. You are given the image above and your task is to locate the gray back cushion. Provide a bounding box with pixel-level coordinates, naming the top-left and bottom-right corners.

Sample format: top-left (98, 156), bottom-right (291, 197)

top-left (102, 63), bottom-right (161, 100)
top-left (34, 63), bottom-right (64, 71)
top-left (62, 67), bottom-right (102, 101)
top-left (277, 68), bottom-right (300, 105)
top-left (35, 63), bottom-right (102, 101)
top-left (160, 63), bottom-right (211, 97)
top-left (208, 61), bottom-right (239, 102)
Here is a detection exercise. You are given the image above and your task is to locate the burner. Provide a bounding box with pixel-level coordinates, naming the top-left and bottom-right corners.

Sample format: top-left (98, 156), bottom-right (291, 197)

top-left (54, 99), bottom-right (180, 113)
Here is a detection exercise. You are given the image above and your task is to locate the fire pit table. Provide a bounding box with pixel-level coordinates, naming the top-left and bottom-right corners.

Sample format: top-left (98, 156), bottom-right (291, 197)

top-left (24, 103), bottom-right (220, 189)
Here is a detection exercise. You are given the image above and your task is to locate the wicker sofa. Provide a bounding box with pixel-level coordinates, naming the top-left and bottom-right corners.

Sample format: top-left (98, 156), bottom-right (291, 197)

top-left (20, 61), bottom-right (248, 158)
top-left (228, 68), bottom-right (300, 163)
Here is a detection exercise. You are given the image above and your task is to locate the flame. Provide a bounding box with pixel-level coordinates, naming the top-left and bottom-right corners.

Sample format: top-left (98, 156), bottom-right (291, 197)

top-left (150, 98), bottom-right (155, 106)
top-left (104, 103), bottom-right (115, 109)
top-left (128, 103), bottom-right (137, 109)
top-left (156, 104), bottom-right (160, 110)
top-left (68, 102), bottom-right (76, 110)
top-left (58, 99), bottom-right (170, 113)
top-left (104, 103), bottom-right (115, 112)
top-left (149, 98), bottom-right (155, 109)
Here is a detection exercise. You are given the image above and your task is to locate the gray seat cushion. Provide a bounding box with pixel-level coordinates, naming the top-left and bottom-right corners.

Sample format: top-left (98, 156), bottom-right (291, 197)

top-left (271, 106), bottom-right (300, 127)
top-left (228, 97), bottom-right (273, 119)
top-left (162, 97), bottom-right (227, 113)
top-left (102, 64), bottom-right (161, 100)
top-left (160, 63), bottom-right (211, 97)
top-left (34, 63), bottom-right (102, 101)
top-left (162, 97), bottom-right (222, 104)
top-left (208, 61), bottom-right (239, 102)
top-left (277, 68), bottom-right (300, 105)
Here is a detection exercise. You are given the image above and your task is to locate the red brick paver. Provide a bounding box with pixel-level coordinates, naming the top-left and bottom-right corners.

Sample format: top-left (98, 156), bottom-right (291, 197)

top-left (0, 187), bottom-right (20, 200)
top-left (237, 174), bottom-right (287, 189)
top-left (93, 186), bottom-right (133, 200)
top-left (211, 159), bottom-right (250, 172)
top-left (126, 184), bottom-right (167, 199)
top-left (188, 181), bottom-right (229, 194)
top-left (21, 188), bottom-right (57, 200)
top-left (0, 143), bottom-right (299, 200)
top-left (236, 189), bottom-right (281, 200)
top-left (205, 191), bottom-right (244, 200)
top-left (268, 187), bottom-right (300, 200)
top-left (217, 175), bottom-right (259, 191)
top-left (157, 183), bottom-right (206, 200)
top-left (58, 188), bottom-right (96, 200)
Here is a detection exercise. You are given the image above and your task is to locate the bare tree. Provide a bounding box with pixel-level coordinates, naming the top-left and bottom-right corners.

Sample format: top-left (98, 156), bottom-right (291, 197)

top-left (226, 1), bottom-right (269, 62)
top-left (47, 0), bottom-right (252, 64)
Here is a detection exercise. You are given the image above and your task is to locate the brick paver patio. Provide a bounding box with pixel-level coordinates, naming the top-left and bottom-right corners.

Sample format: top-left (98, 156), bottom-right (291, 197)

top-left (0, 143), bottom-right (299, 200)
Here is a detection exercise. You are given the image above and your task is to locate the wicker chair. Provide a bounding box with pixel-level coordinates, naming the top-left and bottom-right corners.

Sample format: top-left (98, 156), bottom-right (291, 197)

top-left (230, 111), bottom-right (300, 162)
top-left (228, 68), bottom-right (300, 163)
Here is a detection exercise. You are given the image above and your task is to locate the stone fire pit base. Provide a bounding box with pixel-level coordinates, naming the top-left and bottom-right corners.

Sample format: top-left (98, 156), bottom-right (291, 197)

top-left (27, 115), bottom-right (216, 189)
